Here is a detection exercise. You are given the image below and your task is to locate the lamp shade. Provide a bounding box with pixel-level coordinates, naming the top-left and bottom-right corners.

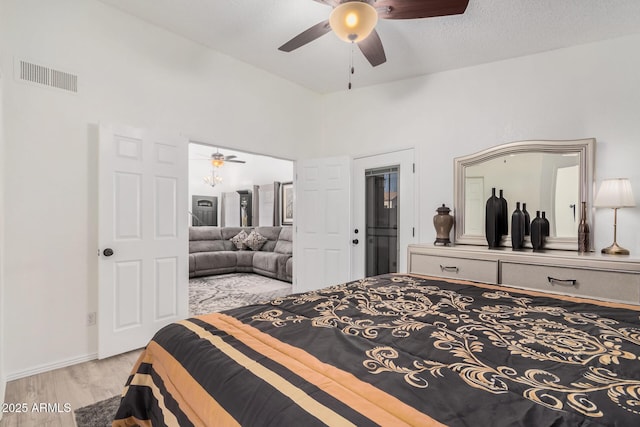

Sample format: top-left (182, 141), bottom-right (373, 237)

top-left (329, 1), bottom-right (378, 43)
top-left (594, 178), bottom-right (636, 208)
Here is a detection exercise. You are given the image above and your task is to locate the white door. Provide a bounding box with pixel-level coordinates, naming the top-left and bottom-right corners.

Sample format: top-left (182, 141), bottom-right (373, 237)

top-left (554, 165), bottom-right (580, 237)
top-left (465, 176), bottom-right (484, 235)
top-left (351, 149), bottom-right (415, 280)
top-left (98, 124), bottom-right (189, 359)
top-left (294, 156), bottom-right (351, 293)
top-left (222, 192), bottom-right (240, 227)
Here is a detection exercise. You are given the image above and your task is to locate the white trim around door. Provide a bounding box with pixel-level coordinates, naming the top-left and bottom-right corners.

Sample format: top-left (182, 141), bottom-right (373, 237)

top-left (351, 149), bottom-right (416, 280)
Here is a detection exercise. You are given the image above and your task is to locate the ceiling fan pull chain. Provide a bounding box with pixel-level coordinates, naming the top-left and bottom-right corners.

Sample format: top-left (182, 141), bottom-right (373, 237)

top-left (348, 42), bottom-right (355, 90)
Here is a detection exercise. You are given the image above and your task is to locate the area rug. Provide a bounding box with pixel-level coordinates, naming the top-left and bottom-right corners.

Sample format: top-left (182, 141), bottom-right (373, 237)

top-left (75, 395), bottom-right (121, 427)
top-left (189, 272), bottom-right (292, 316)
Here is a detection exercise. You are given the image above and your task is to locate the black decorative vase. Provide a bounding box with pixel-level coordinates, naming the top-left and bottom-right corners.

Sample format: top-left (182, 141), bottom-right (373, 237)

top-left (485, 188), bottom-right (502, 249)
top-left (531, 211), bottom-right (545, 251)
top-left (541, 211), bottom-right (550, 237)
top-left (499, 189), bottom-right (508, 236)
top-left (522, 203), bottom-right (531, 236)
top-left (511, 202), bottom-right (525, 250)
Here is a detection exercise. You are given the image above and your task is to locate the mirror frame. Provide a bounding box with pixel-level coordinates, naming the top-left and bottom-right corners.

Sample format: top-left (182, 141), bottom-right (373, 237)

top-left (454, 138), bottom-right (596, 250)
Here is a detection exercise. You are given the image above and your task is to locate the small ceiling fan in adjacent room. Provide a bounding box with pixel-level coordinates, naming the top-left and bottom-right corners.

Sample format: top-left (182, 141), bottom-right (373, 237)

top-left (191, 148), bottom-right (246, 187)
top-left (209, 149), bottom-right (246, 167)
top-left (279, 0), bottom-right (470, 68)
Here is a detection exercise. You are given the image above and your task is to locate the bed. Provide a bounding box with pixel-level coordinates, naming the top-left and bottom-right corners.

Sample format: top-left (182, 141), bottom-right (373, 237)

top-left (113, 274), bottom-right (640, 426)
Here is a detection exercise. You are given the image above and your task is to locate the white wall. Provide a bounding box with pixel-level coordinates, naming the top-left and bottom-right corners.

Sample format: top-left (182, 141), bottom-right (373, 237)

top-left (0, 63), bottom-right (7, 418)
top-left (320, 34), bottom-right (640, 255)
top-left (0, 0), bottom-right (321, 379)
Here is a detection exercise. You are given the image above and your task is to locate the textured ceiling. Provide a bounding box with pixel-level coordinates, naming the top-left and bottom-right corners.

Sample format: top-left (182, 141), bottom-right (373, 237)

top-left (98, 0), bottom-right (640, 93)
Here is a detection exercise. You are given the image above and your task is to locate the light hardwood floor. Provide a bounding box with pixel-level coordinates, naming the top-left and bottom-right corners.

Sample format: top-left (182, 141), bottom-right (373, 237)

top-left (0, 349), bottom-right (142, 427)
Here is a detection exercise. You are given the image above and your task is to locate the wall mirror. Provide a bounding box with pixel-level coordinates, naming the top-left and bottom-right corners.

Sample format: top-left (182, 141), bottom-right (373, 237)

top-left (454, 139), bottom-right (595, 250)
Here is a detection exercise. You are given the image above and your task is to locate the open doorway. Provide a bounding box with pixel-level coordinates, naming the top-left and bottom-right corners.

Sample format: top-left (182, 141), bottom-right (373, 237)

top-left (187, 141), bottom-right (295, 316)
top-left (188, 142), bottom-right (293, 227)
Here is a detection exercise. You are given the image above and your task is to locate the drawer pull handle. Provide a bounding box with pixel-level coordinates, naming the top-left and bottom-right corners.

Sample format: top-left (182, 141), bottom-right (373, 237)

top-left (440, 265), bottom-right (459, 273)
top-left (547, 276), bottom-right (577, 286)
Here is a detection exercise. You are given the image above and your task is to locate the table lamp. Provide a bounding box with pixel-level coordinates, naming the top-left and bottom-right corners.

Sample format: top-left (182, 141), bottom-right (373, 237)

top-left (594, 178), bottom-right (636, 255)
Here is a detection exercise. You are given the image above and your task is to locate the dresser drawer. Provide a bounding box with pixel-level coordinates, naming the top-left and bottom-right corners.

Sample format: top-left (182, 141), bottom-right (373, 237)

top-left (500, 262), bottom-right (640, 303)
top-left (409, 253), bottom-right (498, 284)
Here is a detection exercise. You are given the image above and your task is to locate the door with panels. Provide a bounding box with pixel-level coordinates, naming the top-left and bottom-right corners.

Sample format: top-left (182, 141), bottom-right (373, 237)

top-left (98, 124), bottom-right (188, 358)
top-left (294, 156), bottom-right (351, 293)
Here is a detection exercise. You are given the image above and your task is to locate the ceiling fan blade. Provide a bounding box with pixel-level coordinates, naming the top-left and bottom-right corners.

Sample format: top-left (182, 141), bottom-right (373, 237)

top-left (224, 155), bottom-right (237, 160)
top-left (278, 20), bottom-right (332, 52)
top-left (376, 0), bottom-right (469, 20)
top-left (358, 29), bottom-right (386, 67)
top-left (226, 160), bottom-right (246, 164)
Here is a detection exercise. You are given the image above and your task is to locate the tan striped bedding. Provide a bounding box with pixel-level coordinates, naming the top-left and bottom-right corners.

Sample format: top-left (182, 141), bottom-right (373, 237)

top-left (113, 274), bottom-right (640, 426)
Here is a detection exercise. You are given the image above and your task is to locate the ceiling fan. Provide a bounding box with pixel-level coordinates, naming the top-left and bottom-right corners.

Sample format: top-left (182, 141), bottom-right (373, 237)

top-left (210, 150), bottom-right (245, 167)
top-left (279, 0), bottom-right (470, 67)
top-left (192, 148), bottom-right (246, 168)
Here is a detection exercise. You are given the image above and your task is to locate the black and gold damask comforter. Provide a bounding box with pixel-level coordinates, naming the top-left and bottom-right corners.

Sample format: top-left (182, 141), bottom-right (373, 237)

top-left (113, 274), bottom-right (640, 426)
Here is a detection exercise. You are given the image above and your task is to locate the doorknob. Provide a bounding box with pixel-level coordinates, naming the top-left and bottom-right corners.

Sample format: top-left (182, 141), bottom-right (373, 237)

top-left (352, 239), bottom-right (359, 245)
top-left (103, 248), bottom-right (114, 257)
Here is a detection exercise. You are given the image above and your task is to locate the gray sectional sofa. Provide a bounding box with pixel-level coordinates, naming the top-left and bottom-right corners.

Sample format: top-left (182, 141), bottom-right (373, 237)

top-left (189, 226), bottom-right (293, 282)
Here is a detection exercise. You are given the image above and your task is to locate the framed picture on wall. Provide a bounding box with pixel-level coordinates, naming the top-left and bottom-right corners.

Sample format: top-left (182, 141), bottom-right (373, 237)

top-left (281, 182), bottom-right (293, 225)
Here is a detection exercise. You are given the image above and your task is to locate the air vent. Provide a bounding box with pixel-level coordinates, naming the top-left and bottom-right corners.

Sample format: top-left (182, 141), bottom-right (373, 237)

top-left (16, 59), bottom-right (78, 93)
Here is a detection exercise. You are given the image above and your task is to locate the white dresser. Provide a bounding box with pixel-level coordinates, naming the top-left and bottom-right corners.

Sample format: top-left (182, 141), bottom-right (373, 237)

top-left (407, 244), bottom-right (640, 304)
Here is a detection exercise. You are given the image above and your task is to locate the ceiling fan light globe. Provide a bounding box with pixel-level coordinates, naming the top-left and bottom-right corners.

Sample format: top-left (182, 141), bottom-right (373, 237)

top-left (346, 12), bottom-right (358, 27)
top-left (329, 1), bottom-right (378, 43)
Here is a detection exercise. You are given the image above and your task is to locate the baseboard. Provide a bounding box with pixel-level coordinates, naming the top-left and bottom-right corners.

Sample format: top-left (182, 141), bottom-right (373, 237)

top-left (6, 352), bottom-right (97, 382)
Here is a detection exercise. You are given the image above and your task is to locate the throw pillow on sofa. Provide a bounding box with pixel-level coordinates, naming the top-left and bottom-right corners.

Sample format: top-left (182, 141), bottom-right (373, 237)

top-left (230, 230), bottom-right (249, 250)
top-left (244, 230), bottom-right (267, 251)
